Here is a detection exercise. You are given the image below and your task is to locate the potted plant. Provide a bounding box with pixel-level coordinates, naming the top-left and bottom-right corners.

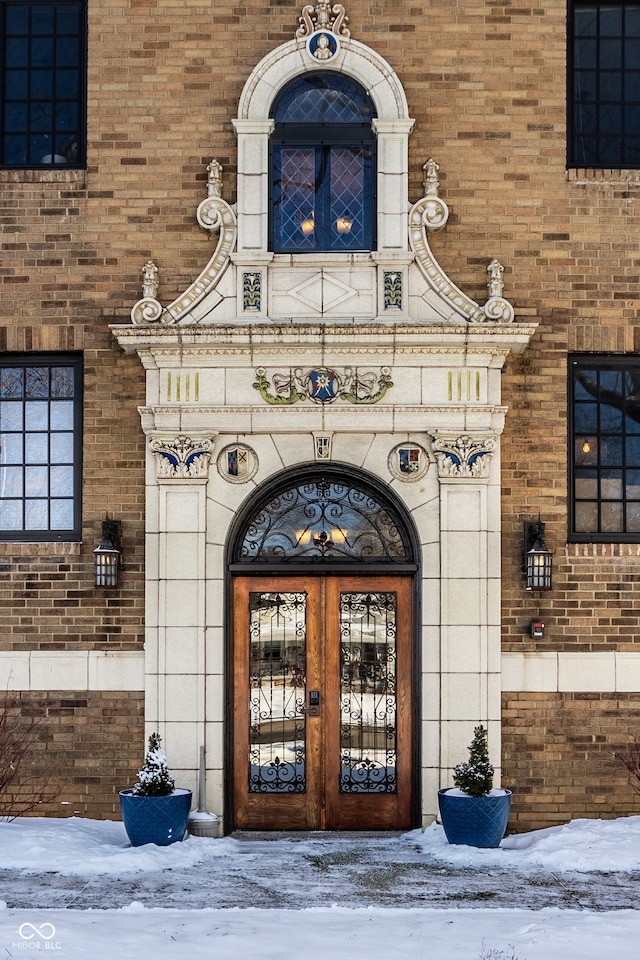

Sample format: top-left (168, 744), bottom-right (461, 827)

top-left (119, 732), bottom-right (192, 847)
top-left (438, 724), bottom-right (512, 848)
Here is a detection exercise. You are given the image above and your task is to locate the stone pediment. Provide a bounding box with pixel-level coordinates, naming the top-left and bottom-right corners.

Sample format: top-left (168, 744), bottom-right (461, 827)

top-left (121, 6), bottom-right (521, 333)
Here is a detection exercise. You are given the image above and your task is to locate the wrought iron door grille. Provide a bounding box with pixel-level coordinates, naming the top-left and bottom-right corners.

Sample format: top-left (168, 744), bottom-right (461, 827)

top-left (248, 592), bottom-right (307, 793)
top-left (339, 591), bottom-right (397, 793)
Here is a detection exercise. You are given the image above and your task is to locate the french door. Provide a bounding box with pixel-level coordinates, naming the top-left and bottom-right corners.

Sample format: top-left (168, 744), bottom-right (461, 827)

top-left (232, 574), bottom-right (413, 830)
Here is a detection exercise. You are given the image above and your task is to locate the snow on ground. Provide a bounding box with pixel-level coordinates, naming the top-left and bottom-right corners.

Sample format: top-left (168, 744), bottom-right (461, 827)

top-left (1, 815), bottom-right (639, 959)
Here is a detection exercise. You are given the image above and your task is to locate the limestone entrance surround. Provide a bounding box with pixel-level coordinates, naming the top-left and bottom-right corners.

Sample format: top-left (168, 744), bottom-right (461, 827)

top-left (112, 2), bottom-right (536, 831)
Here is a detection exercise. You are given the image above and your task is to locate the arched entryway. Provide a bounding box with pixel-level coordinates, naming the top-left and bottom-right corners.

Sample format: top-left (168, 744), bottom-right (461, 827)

top-left (226, 464), bottom-right (420, 831)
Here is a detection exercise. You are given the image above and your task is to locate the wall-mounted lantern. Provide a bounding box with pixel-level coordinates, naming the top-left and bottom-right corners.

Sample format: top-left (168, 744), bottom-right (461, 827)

top-left (93, 516), bottom-right (122, 588)
top-left (524, 517), bottom-right (552, 591)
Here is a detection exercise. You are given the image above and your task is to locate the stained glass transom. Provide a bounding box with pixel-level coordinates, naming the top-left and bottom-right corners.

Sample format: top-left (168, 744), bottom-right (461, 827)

top-left (271, 73), bottom-right (375, 123)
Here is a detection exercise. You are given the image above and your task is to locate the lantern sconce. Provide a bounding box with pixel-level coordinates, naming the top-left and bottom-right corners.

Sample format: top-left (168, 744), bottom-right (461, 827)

top-left (93, 516), bottom-right (122, 588)
top-left (524, 516), bottom-right (553, 591)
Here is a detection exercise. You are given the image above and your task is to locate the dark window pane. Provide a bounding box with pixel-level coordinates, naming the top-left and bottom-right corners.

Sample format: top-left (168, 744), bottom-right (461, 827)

top-left (31, 37), bottom-right (54, 68)
top-left (575, 7), bottom-right (598, 35)
top-left (56, 35), bottom-right (78, 67)
top-left (32, 5), bottom-right (55, 34)
top-left (6, 7), bottom-right (29, 31)
top-left (600, 72), bottom-right (622, 99)
top-left (575, 403), bottom-right (599, 431)
top-left (627, 8), bottom-right (640, 34)
top-left (55, 68), bottom-right (78, 97)
top-left (600, 6), bottom-right (623, 35)
top-left (6, 38), bottom-right (29, 67)
top-left (5, 70), bottom-right (29, 98)
top-left (31, 69), bottom-right (54, 98)
top-left (626, 436), bottom-right (640, 464)
top-left (599, 105), bottom-right (621, 134)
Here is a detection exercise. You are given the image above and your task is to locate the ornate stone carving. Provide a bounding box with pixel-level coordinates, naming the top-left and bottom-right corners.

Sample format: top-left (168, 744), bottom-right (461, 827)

top-left (142, 260), bottom-right (159, 299)
top-left (384, 271), bottom-right (402, 310)
top-left (150, 435), bottom-right (214, 479)
top-left (431, 434), bottom-right (496, 479)
top-left (130, 159), bottom-right (237, 326)
top-left (409, 159), bottom-right (515, 324)
top-left (253, 366), bottom-right (393, 405)
top-left (296, 1), bottom-right (350, 38)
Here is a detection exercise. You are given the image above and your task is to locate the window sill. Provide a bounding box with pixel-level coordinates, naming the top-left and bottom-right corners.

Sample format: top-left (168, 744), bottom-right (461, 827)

top-left (0, 168), bottom-right (86, 185)
top-left (566, 167), bottom-right (640, 184)
top-left (0, 541), bottom-right (82, 557)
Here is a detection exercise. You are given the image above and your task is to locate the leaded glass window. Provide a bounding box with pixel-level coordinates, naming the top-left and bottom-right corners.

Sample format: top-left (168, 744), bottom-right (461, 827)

top-left (0, 354), bottom-right (82, 539)
top-left (270, 73), bottom-right (376, 252)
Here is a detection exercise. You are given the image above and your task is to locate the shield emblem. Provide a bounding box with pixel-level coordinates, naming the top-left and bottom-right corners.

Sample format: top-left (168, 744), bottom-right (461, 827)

top-left (308, 369), bottom-right (339, 404)
top-left (398, 447), bottom-right (420, 474)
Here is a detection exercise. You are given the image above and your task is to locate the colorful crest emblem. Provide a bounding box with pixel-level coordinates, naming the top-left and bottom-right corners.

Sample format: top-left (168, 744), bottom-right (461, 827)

top-left (308, 369), bottom-right (339, 404)
top-left (398, 447), bottom-right (421, 474)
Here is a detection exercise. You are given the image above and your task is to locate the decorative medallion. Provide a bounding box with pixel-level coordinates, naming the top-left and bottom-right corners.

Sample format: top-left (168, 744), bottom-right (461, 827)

top-left (217, 443), bottom-right (258, 484)
top-left (384, 271), bottom-right (402, 310)
top-left (307, 30), bottom-right (339, 61)
top-left (150, 435), bottom-right (214, 480)
top-left (431, 434), bottom-right (496, 479)
top-left (388, 442), bottom-right (429, 482)
top-left (253, 367), bottom-right (393, 405)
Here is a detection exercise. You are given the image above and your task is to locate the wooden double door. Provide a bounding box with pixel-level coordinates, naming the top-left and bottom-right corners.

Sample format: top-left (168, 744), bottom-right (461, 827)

top-left (232, 574), bottom-right (414, 831)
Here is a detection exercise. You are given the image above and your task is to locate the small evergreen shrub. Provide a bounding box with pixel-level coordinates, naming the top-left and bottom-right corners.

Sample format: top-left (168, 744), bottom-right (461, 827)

top-left (132, 732), bottom-right (175, 797)
top-left (452, 724), bottom-right (494, 797)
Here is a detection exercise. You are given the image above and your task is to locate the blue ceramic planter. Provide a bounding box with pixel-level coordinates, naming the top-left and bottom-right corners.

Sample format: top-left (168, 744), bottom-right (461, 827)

top-left (438, 788), bottom-right (512, 848)
top-left (119, 788), bottom-right (192, 847)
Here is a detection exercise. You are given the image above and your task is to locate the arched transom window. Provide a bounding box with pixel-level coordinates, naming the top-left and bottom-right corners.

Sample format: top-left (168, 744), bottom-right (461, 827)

top-left (270, 73), bottom-right (376, 253)
top-left (232, 472), bottom-right (415, 565)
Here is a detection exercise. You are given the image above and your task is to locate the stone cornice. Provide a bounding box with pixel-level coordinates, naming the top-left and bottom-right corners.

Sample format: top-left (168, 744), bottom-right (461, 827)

top-left (111, 321), bottom-right (537, 357)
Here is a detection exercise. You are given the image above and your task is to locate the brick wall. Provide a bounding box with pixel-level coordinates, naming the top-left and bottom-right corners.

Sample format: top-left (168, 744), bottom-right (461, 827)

top-left (503, 692), bottom-right (640, 831)
top-left (2, 692), bottom-right (143, 819)
top-left (1, 0), bottom-right (639, 826)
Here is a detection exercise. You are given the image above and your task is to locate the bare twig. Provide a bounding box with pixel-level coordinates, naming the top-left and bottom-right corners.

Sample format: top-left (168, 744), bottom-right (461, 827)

top-left (0, 690), bottom-right (60, 820)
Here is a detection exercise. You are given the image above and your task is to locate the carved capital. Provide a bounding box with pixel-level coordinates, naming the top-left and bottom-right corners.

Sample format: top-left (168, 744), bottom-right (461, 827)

top-left (150, 435), bottom-right (214, 480)
top-left (431, 433), bottom-right (496, 479)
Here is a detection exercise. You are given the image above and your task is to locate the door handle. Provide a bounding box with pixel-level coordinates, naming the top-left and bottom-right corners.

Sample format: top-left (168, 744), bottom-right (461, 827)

top-left (308, 690), bottom-right (320, 716)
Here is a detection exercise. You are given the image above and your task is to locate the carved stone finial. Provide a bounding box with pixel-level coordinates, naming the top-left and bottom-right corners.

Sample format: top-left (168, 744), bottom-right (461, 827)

top-left (206, 159), bottom-right (223, 198)
top-left (487, 259), bottom-right (504, 299)
top-left (297, 1), bottom-right (350, 38)
top-left (141, 260), bottom-right (159, 299)
top-left (422, 158), bottom-right (440, 197)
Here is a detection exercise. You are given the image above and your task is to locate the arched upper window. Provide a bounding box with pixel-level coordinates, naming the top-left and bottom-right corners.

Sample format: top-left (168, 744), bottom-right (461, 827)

top-left (229, 465), bottom-right (417, 569)
top-left (269, 73), bottom-right (376, 253)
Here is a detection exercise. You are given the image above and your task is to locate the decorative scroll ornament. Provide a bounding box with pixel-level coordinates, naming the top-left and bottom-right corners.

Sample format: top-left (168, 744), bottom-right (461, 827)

top-left (408, 158), bottom-right (515, 324)
top-left (296, 0), bottom-right (350, 38)
top-left (253, 366), bottom-right (393, 405)
top-left (150, 435), bottom-right (214, 479)
top-left (431, 434), bottom-right (496, 479)
top-left (131, 159), bottom-right (237, 325)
